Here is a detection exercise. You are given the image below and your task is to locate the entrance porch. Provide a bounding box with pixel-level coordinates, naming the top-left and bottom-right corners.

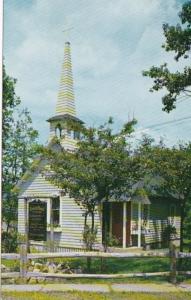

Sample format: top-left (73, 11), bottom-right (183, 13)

top-left (102, 201), bottom-right (142, 248)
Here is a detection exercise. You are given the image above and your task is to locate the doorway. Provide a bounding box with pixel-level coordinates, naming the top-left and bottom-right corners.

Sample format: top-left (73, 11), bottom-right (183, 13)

top-left (102, 202), bottom-right (131, 247)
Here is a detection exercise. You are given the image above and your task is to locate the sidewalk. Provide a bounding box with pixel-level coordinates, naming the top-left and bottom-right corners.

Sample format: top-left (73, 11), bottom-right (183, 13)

top-left (2, 283), bottom-right (191, 293)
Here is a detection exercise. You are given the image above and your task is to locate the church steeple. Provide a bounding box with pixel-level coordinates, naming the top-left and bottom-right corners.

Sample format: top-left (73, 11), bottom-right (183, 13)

top-left (56, 42), bottom-right (76, 116)
top-left (47, 42), bottom-right (83, 149)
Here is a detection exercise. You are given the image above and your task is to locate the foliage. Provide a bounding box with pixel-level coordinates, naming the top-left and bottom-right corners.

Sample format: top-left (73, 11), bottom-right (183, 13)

top-left (2, 65), bottom-right (20, 145)
top-left (162, 224), bottom-right (177, 247)
top-left (83, 225), bottom-right (98, 250)
top-left (17, 233), bottom-right (28, 244)
top-left (184, 197), bottom-right (191, 242)
top-left (1, 231), bottom-right (18, 253)
top-left (137, 137), bottom-right (191, 251)
top-left (143, 1), bottom-right (191, 112)
top-left (2, 64), bottom-right (39, 230)
top-left (105, 234), bottom-right (120, 247)
top-left (1, 258), bottom-right (20, 271)
top-left (43, 118), bottom-right (144, 249)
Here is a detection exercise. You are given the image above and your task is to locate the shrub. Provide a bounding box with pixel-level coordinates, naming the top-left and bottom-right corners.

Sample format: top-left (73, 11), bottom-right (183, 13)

top-left (2, 231), bottom-right (18, 253)
top-left (162, 224), bottom-right (177, 247)
top-left (83, 225), bottom-right (97, 250)
top-left (105, 234), bottom-right (120, 247)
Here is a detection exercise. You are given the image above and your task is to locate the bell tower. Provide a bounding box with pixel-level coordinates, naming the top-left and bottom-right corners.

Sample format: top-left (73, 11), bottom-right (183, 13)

top-left (47, 42), bottom-right (83, 150)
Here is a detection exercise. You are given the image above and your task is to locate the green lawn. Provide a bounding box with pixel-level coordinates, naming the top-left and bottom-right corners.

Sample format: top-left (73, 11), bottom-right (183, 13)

top-left (2, 292), bottom-right (191, 300)
top-left (2, 256), bottom-right (191, 285)
top-left (2, 257), bottom-right (170, 273)
top-left (33, 257), bottom-right (171, 273)
top-left (31, 256), bottom-right (191, 273)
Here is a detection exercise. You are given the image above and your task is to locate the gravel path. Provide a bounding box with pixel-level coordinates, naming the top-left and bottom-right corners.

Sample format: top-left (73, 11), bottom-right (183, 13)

top-left (2, 283), bottom-right (191, 293)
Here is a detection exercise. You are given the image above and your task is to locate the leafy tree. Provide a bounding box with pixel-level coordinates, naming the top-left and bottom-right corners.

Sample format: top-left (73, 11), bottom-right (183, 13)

top-left (184, 197), bottom-right (191, 242)
top-left (138, 138), bottom-right (191, 251)
top-left (3, 64), bottom-right (20, 146)
top-left (2, 65), bottom-right (38, 231)
top-left (143, 1), bottom-right (191, 112)
top-left (43, 118), bottom-right (143, 250)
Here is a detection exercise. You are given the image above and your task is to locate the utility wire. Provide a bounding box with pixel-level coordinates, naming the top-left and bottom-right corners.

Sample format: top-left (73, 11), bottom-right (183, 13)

top-left (136, 115), bottom-right (191, 132)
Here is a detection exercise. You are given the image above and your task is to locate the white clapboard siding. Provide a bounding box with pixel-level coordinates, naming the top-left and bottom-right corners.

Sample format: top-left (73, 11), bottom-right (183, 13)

top-left (144, 198), bottom-right (180, 245)
top-left (59, 136), bottom-right (78, 151)
top-left (58, 195), bottom-right (102, 248)
top-left (17, 169), bottom-right (103, 249)
top-left (18, 171), bottom-right (59, 198)
top-left (131, 198), bottom-right (181, 246)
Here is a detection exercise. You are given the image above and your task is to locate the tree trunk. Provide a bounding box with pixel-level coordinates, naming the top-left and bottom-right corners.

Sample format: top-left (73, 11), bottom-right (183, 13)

top-left (84, 212), bottom-right (88, 227)
top-left (87, 210), bottom-right (95, 272)
top-left (91, 211), bottom-right (95, 234)
top-left (103, 202), bottom-right (109, 252)
top-left (178, 199), bottom-right (186, 270)
top-left (180, 200), bottom-right (185, 252)
top-left (6, 222), bottom-right (10, 233)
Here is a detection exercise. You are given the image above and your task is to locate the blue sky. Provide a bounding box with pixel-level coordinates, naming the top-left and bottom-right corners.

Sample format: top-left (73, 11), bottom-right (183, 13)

top-left (4, 0), bottom-right (191, 145)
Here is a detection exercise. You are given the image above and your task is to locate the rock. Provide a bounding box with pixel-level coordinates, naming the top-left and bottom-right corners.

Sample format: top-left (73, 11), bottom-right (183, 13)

top-left (62, 268), bottom-right (73, 274)
top-left (34, 262), bottom-right (43, 270)
top-left (42, 266), bottom-right (49, 273)
top-left (33, 268), bottom-right (41, 273)
top-left (60, 268), bottom-right (69, 274)
top-left (27, 266), bottom-right (34, 272)
top-left (1, 264), bottom-right (10, 273)
top-left (47, 262), bottom-right (57, 273)
top-left (57, 263), bottom-right (65, 270)
top-left (1, 264), bottom-right (6, 270)
top-left (58, 263), bottom-right (72, 274)
top-left (8, 278), bottom-right (16, 284)
top-left (73, 267), bottom-right (83, 274)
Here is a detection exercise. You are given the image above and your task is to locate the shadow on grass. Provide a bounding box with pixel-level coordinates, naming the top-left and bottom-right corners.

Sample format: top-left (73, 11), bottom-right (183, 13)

top-left (56, 257), bottom-right (170, 274)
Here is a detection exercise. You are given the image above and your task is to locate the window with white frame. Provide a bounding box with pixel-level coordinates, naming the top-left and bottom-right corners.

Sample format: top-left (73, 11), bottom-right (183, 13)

top-left (28, 198), bottom-right (60, 228)
top-left (52, 197), bottom-right (60, 226)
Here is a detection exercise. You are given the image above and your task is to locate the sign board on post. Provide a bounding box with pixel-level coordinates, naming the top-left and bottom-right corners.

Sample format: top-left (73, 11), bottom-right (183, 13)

top-left (29, 199), bottom-right (47, 241)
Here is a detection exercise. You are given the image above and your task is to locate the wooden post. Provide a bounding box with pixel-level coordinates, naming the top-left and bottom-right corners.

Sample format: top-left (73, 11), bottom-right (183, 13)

top-left (20, 244), bottom-right (27, 280)
top-left (123, 202), bottom-right (127, 248)
top-left (169, 241), bottom-right (177, 284)
top-left (138, 202), bottom-right (141, 248)
top-left (50, 198), bottom-right (54, 252)
top-left (24, 198), bottom-right (29, 252)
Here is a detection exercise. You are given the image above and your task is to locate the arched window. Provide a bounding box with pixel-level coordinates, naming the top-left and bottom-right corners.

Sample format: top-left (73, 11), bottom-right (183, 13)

top-left (55, 124), bottom-right (62, 138)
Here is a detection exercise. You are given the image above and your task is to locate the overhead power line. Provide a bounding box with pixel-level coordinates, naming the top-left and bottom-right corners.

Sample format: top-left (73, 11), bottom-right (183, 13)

top-left (136, 115), bottom-right (191, 133)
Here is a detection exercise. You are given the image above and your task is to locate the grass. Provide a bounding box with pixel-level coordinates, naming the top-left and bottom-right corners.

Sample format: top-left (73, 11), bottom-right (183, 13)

top-left (2, 257), bottom-right (171, 273)
top-left (28, 257), bottom-right (170, 273)
top-left (1, 259), bottom-right (20, 271)
top-left (2, 256), bottom-right (191, 285)
top-left (39, 256), bottom-right (191, 273)
top-left (43, 275), bottom-right (189, 285)
top-left (2, 291), bottom-right (191, 300)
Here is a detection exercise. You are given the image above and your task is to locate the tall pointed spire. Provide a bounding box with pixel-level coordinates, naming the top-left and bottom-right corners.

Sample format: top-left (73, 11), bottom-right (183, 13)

top-left (56, 41), bottom-right (76, 116)
top-left (47, 41), bottom-right (83, 148)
